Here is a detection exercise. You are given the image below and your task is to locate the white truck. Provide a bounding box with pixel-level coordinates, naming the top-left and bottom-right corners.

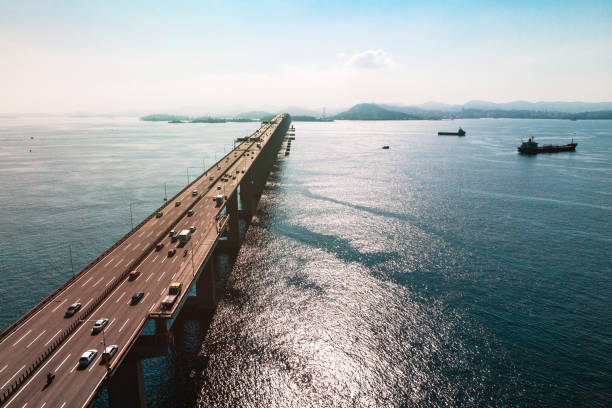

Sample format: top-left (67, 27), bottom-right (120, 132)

top-left (161, 283), bottom-right (182, 310)
top-left (177, 229), bottom-right (191, 244)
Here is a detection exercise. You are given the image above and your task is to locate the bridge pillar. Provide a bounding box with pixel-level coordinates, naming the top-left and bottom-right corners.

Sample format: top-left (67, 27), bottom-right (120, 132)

top-left (239, 180), bottom-right (255, 219)
top-left (194, 256), bottom-right (216, 309)
top-left (225, 193), bottom-right (241, 247)
top-left (108, 357), bottom-right (146, 408)
top-left (154, 317), bottom-right (168, 335)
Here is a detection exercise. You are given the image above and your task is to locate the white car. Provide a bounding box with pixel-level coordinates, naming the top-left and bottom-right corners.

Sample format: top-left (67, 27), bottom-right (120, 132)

top-left (91, 318), bottom-right (108, 334)
top-left (100, 345), bottom-right (118, 366)
top-left (78, 349), bottom-right (97, 369)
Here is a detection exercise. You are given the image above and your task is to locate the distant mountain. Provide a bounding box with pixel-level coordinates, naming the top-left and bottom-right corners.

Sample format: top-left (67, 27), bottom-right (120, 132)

top-left (141, 114), bottom-right (189, 121)
top-left (334, 103), bottom-right (421, 120)
top-left (234, 111), bottom-right (274, 120)
top-left (282, 106), bottom-right (322, 117)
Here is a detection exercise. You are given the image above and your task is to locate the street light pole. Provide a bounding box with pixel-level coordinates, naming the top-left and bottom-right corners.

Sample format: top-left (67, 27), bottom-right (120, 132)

top-left (69, 244), bottom-right (74, 278)
top-left (129, 202), bottom-right (133, 230)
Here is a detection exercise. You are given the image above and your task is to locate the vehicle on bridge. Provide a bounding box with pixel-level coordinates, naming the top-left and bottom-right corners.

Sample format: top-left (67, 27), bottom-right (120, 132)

top-left (161, 282), bottom-right (182, 309)
top-left (187, 209), bottom-right (195, 216)
top-left (175, 201), bottom-right (181, 207)
top-left (130, 292), bottom-right (144, 305)
top-left (214, 194), bottom-right (224, 206)
top-left (192, 189), bottom-right (198, 196)
top-left (92, 318), bottom-right (109, 334)
top-left (168, 248), bottom-right (176, 257)
top-left (128, 269), bottom-right (141, 281)
top-left (156, 242), bottom-right (165, 251)
top-left (64, 302), bottom-right (81, 318)
top-left (156, 211), bottom-right (163, 218)
top-left (100, 345), bottom-right (118, 366)
top-left (78, 350), bottom-right (97, 369)
top-left (178, 229), bottom-right (192, 244)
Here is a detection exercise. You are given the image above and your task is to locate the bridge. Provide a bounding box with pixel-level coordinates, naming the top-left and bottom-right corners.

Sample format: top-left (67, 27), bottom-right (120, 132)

top-left (0, 114), bottom-right (292, 407)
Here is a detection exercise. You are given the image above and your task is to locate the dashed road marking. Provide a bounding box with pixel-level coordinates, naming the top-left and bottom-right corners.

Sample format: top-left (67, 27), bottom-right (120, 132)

top-left (115, 292), bottom-right (126, 303)
top-left (51, 299), bottom-right (67, 313)
top-left (81, 277), bottom-right (93, 287)
top-left (1, 365), bottom-right (25, 389)
top-left (118, 319), bottom-right (130, 333)
top-left (92, 277), bottom-right (104, 287)
top-left (55, 354), bottom-right (71, 372)
top-left (44, 330), bottom-right (61, 346)
top-left (13, 330), bottom-right (32, 347)
top-left (26, 330), bottom-right (46, 348)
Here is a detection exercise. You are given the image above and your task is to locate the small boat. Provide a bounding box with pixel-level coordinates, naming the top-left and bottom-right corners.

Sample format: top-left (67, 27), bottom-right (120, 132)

top-left (438, 128), bottom-right (466, 136)
top-left (518, 137), bottom-right (577, 154)
top-left (382, 145), bottom-right (390, 149)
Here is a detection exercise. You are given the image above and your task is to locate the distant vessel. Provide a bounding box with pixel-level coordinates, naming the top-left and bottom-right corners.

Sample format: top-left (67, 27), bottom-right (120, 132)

top-left (382, 145), bottom-right (389, 149)
top-left (438, 127), bottom-right (466, 136)
top-left (518, 137), bottom-right (577, 154)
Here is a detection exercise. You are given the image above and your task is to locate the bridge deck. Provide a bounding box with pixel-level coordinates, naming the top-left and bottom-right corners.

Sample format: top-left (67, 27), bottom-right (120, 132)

top-left (0, 115), bottom-right (288, 408)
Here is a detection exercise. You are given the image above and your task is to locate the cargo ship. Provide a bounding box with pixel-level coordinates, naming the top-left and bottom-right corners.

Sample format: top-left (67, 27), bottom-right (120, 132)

top-left (518, 137), bottom-right (577, 154)
top-left (438, 127), bottom-right (466, 136)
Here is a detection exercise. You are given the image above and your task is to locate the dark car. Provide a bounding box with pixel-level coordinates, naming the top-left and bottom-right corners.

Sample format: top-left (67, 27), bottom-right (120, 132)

top-left (168, 248), bottom-right (176, 257)
top-left (128, 270), bottom-right (140, 281)
top-left (155, 242), bottom-right (164, 251)
top-left (156, 212), bottom-right (163, 218)
top-left (64, 303), bottom-right (81, 318)
top-left (130, 292), bottom-right (144, 305)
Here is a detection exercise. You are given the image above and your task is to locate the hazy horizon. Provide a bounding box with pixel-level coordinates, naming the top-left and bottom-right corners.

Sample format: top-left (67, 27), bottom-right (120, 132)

top-left (1, 0), bottom-right (611, 114)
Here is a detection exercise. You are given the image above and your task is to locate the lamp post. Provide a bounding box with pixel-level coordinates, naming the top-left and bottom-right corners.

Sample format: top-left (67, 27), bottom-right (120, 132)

top-left (129, 202), bottom-right (134, 230)
top-left (69, 244), bottom-right (75, 278)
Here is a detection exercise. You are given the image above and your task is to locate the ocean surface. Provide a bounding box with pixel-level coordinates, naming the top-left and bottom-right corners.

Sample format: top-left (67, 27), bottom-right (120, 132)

top-left (0, 117), bottom-right (610, 407)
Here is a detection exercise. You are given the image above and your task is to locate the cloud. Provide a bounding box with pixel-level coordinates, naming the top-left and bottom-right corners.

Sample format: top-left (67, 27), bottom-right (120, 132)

top-left (345, 49), bottom-right (394, 69)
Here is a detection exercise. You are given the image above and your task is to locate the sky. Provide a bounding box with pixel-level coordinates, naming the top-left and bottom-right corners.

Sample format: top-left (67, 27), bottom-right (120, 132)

top-left (1, 0), bottom-right (611, 114)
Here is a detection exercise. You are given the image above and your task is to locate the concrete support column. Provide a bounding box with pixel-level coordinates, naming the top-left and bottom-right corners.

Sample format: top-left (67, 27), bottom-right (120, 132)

top-left (226, 193), bottom-right (241, 247)
top-left (108, 358), bottom-right (146, 408)
top-left (195, 256), bottom-right (216, 309)
top-left (239, 181), bottom-right (255, 218)
top-left (154, 318), bottom-right (167, 335)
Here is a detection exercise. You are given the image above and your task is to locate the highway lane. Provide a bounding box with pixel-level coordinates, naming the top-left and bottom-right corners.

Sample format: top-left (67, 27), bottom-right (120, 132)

top-left (1, 116), bottom-right (286, 406)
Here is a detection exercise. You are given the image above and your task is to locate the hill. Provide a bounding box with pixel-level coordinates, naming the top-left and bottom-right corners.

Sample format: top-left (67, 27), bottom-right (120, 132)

top-left (141, 114), bottom-right (189, 122)
top-left (334, 103), bottom-right (421, 120)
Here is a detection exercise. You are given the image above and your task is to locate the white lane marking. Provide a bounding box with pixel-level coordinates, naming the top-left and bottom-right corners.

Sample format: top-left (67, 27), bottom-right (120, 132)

top-left (0, 365), bottom-right (6, 374)
top-left (44, 330), bottom-right (61, 346)
top-left (60, 403), bottom-right (66, 408)
top-left (157, 271), bottom-right (166, 282)
top-left (105, 277), bottom-right (114, 287)
top-left (152, 255), bottom-right (159, 263)
top-left (161, 256), bottom-right (167, 264)
top-left (50, 299), bottom-right (66, 313)
top-left (171, 273), bottom-right (176, 279)
top-left (138, 231), bottom-right (145, 238)
top-left (149, 303), bottom-right (156, 312)
top-left (1, 365), bottom-right (25, 389)
top-left (13, 330), bottom-right (32, 347)
top-left (115, 292), bottom-right (126, 303)
top-left (5, 276), bottom-right (130, 405)
top-left (70, 363), bottom-right (79, 373)
top-left (133, 243), bottom-right (140, 250)
top-left (92, 276), bottom-right (104, 287)
top-left (107, 318), bottom-right (117, 331)
top-left (104, 258), bottom-right (114, 267)
top-left (124, 243), bottom-right (132, 250)
top-left (125, 260), bottom-right (132, 267)
top-left (114, 257), bottom-right (124, 268)
top-left (172, 257), bottom-right (177, 264)
top-left (88, 360), bottom-right (98, 372)
top-left (83, 298), bottom-right (93, 309)
top-left (145, 273), bottom-right (154, 282)
top-left (40, 404), bottom-right (46, 408)
top-left (26, 330), bottom-right (46, 348)
top-left (20, 403), bottom-right (26, 408)
top-left (55, 354), bottom-right (71, 372)
top-left (160, 288), bottom-right (165, 296)
top-left (146, 231), bottom-right (153, 237)
top-left (118, 319), bottom-right (130, 333)
top-left (81, 277), bottom-right (93, 287)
